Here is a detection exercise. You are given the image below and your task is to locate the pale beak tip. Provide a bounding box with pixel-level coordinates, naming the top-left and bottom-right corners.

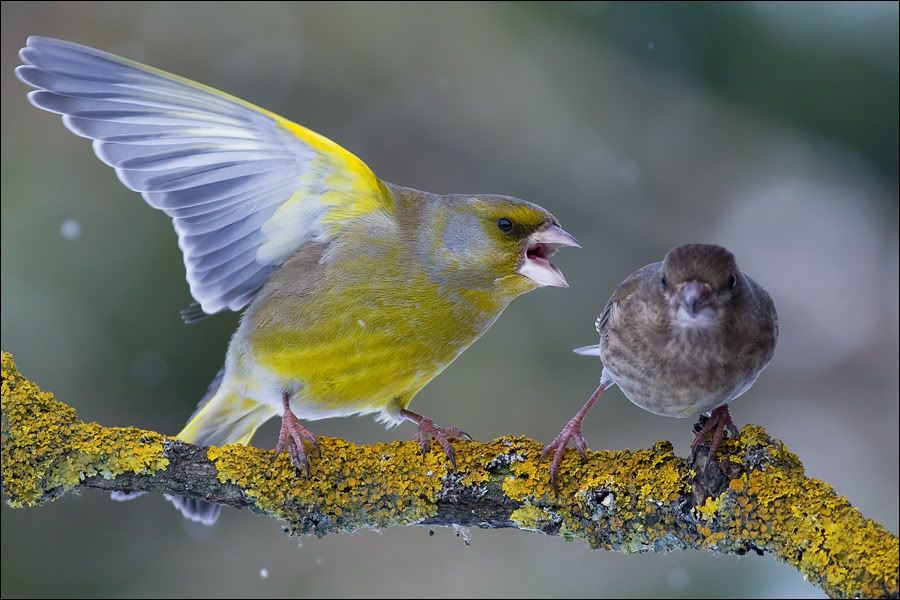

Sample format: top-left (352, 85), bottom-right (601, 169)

top-left (557, 227), bottom-right (581, 249)
top-left (537, 224), bottom-right (581, 248)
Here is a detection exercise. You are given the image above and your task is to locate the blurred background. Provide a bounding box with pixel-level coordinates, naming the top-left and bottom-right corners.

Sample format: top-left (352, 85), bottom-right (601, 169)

top-left (2, 2), bottom-right (897, 598)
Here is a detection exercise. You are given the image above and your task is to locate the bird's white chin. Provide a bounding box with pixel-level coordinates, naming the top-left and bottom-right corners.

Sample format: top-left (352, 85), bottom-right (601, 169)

top-left (674, 306), bottom-right (719, 328)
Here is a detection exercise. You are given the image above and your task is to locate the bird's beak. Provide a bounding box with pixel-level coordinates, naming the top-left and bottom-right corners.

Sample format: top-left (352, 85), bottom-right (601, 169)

top-left (517, 224), bottom-right (580, 288)
top-left (678, 281), bottom-right (713, 316)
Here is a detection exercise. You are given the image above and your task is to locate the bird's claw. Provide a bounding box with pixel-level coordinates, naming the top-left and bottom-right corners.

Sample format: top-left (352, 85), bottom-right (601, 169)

top-left (691, 404), bottom-right (739, 470)
top-left (274, 410), bottom-right (319, 478)
top-left (414, 418), bottom-right (468, 469)
top-left (540, 416), bottom-right (590, 489)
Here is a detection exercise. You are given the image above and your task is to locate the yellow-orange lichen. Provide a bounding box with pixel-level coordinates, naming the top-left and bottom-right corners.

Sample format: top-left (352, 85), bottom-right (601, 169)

top-left (1, 352), bottom-right (169, 506)
top-left (679, 424), bottom-right (899, 598)
top-left (2, 351), bottom-right (897, 598)
top-left (207, 436), bottom-right (451, 533)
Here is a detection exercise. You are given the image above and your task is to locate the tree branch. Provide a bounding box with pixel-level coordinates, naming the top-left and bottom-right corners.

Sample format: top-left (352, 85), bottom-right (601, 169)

top-left (2, 351), bottom-right (897, 598)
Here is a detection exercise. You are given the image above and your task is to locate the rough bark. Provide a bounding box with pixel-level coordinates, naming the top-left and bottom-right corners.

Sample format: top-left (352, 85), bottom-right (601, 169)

top-left (2, 352), bottom-right (897, 598)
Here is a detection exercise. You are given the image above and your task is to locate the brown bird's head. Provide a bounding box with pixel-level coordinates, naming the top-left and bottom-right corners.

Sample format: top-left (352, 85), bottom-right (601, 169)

top-left (660, 244), bottom-right (739, 328)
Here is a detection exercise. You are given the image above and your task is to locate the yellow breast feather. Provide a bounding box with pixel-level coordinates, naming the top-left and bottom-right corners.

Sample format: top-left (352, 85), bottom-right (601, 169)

top-left (17, 37), bottom-right (579, 523)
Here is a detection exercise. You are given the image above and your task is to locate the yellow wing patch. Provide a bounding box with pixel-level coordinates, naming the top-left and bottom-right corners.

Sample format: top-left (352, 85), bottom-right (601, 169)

top-left (18, 36), bottom-right (393, 315)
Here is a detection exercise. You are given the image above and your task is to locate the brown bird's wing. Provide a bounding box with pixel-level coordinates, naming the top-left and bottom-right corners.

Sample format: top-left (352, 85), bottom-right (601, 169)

top-left (574, 262), bottom-right (662, 357)
top-left (595, 299), bottom-right (613, 339)
top-left (726, 272), bottom-right (779, 368)
top-left (597, 262), bottom-right (661, 343)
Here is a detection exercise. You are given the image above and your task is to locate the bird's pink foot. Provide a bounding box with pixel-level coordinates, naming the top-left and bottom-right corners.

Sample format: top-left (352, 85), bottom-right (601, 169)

top-left (401, 409), bottom-right (470, 468)
top-left (274, 395), bottom-right (320, 477)
top-left (691, 404), bottom-right (739, 468)
top-left (540, 381), bottom-right (609, 488)
top-left (541, 415), bottom-right (589, 488)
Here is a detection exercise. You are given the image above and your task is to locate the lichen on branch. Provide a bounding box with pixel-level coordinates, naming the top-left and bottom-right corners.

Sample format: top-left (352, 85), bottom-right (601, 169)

top-left (1, 351), bottom-right (897, 598)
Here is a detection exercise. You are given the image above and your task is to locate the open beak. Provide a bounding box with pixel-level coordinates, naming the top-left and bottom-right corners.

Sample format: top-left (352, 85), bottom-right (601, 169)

top-left (517, 224), bottom-right (580, 287)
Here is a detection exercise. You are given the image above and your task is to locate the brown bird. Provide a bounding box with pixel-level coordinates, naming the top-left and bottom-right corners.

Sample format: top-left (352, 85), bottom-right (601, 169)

top-left (542, 243), bottom-right (778, 484)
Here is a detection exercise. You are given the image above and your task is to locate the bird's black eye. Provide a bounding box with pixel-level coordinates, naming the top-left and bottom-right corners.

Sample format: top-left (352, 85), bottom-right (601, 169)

top-left (497, 218), bottom-right (513, 233)
top-left (661, 276), bottom-right (668, 290)
top-left (728, 274), bottom-right (737, 289)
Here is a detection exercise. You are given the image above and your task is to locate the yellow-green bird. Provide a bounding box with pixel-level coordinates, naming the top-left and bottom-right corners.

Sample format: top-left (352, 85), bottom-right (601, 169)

top-left (17, 37), bottom-right (579, 524)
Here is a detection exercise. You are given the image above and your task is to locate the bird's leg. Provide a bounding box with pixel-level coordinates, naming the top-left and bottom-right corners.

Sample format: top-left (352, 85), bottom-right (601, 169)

top-left (691, 404), bottom-right (739, 467)
top-left (541, 381), bottom-right (610, 488)
top-left (400, 409), bottom-right (471, 469)
top-left (274, 393), bottom-right (320, 478)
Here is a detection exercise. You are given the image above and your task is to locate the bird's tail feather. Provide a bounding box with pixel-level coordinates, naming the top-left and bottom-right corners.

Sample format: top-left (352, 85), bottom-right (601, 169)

top-left (168, 376), bottom-right (275, 525)
top-left (573, 344), bottom-right (601, 356)
top-left (176, 382), bottom-right (274, 449)
top-left (114, 368), bottom-right (275, 525)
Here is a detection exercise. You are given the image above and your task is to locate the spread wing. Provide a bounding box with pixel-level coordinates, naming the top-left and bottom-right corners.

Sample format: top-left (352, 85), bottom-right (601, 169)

top-left (17, 36), bottom-right (391, 317)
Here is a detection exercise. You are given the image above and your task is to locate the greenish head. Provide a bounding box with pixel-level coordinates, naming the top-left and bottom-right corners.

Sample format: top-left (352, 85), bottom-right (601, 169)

top-left (416, 191), bottom-right (580, 291)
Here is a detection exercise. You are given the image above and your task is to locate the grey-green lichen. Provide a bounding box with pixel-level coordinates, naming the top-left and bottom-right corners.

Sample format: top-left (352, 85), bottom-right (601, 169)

top-left (2, 351), bottom-right (897, 599)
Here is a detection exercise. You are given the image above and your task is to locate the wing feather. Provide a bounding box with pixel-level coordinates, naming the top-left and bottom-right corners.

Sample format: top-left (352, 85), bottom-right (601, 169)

top-left (17, 36), bottom-right (391, 316)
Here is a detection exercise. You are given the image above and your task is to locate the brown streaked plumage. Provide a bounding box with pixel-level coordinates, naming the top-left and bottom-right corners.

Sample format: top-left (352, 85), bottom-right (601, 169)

top-left (542, 244), bottom-right (778, 484)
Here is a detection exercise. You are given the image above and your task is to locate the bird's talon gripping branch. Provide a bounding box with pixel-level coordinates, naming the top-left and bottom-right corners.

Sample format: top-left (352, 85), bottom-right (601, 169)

top-left (560, 244), bottom-right (777, 483)
top-left (274, 394), bottom-right (320, 478)
top-left (401, 409), bottom-right (467, 469)
top-left (15, 37), bottom-right (580, 525)
top-left (541, 416), bottom-right (589, 488)
top-left (691, 404), bottom-right (739, 468)
top-left (542, 382), bottom-right (608, 487)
